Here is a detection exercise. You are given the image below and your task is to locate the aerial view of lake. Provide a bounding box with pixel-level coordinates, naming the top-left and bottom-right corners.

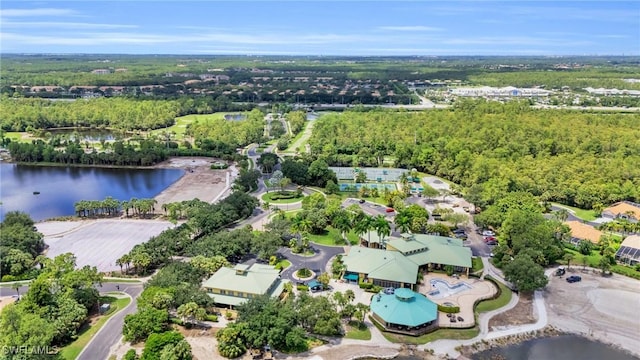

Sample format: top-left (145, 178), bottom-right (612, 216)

top-left (0, 163), bottom-right (184, 221)
top-left (471, 335), bottom-right (637, 360)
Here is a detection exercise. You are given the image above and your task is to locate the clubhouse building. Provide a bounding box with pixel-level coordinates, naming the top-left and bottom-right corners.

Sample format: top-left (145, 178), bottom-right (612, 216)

top-left (342, 233), bottom-right (472, 290)
top-left (202, 263), bottom-right (288, 308)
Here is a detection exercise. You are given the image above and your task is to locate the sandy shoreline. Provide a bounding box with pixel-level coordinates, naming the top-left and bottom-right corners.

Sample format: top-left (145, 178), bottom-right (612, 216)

top-left (151, 157), bottom-right (236, 209)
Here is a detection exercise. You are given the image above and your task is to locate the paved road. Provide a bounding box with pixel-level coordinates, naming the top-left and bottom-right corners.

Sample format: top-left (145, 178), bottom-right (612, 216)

top-left (277, 244), bottom-right (345, 282)
top-left (78, 282), bottom-right (143, 360)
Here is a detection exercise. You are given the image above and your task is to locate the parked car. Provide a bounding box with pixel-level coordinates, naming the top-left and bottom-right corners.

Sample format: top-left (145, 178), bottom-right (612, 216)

top-left (566, 275), bottom-right (582, 283)
top-left (359, 199), bottom-right (366, 204)
top-left (556, 266), bottom-right (566, 276)
top-left (453, 228), bottom-right (466, 234)
top-left (385, 208), bottom-right (395, 213)
top-left (482, 230), bottom-right (495, 237)
top-left (486, 240), bottom-right (497, 245)
top-left (483, 236), bottom-right (496, 243)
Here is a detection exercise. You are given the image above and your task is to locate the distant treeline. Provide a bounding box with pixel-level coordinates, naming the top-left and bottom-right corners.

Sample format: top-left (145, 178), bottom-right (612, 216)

top-left (308, 100), bottom-right (640, 209)
top-left (6, 138), bottom-right (245, 166)
top-left (0, 95), bottom-right (253, 132)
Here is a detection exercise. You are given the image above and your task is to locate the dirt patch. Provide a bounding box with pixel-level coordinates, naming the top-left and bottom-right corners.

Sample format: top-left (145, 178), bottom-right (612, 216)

top-left (544, 268), bottom-right (640, 356)
top-left (0, 297), bottom-right (17, 312)
top-left (488, 293), bottom-right (535, 329)
top-left (153, 157), bottom-right (235, 208)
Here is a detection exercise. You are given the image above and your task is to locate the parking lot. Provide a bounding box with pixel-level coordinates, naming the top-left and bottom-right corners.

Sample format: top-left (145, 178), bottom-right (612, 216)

top-left (41, 219), bottom-right (174, 272)
top-left (544, 269), bottom-right (640, 355)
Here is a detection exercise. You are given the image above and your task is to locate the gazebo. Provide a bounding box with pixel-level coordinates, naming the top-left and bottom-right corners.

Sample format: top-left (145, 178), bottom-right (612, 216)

top-left (370, 288), bottom-right (438, 335)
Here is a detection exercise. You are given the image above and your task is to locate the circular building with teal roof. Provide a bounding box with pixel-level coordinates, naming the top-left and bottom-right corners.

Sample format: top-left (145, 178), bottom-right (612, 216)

top-left (370, 288), bottom-right (438, 335)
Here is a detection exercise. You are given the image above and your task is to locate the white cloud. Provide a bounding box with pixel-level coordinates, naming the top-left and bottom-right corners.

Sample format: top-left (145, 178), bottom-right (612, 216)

top-left (0, 8), bottom-right (77, 17)
top-left (2, 21), bottom-right (138, 29)
top-left (378, 26), bottom-right (442, 32)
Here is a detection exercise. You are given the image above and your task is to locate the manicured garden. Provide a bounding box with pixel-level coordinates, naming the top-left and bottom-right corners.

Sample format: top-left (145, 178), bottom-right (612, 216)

top-left (262, 191), bottom-right (305, 204)
top-left (475, 277), bottom-right (512, 313)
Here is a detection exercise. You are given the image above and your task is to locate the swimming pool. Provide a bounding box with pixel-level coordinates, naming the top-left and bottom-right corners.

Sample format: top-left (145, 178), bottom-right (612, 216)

top-left (427, 279), bottom-right (472, 299)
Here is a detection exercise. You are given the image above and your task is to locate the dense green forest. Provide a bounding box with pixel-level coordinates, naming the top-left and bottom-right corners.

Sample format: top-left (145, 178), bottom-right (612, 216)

top-left (308, 101), bottom-right (640, 209)
top-left (0, 96), bottom-right (180, 131)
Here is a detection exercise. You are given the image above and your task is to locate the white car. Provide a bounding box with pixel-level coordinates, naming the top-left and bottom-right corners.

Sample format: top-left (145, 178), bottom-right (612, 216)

top-left (482, 230), bottom-right (495, 237)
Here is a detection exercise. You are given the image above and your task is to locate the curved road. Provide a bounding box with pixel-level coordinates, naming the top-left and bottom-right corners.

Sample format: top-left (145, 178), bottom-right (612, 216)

top-left (277, 243), bottom-right (345, 283)
top-left (78, 282), bottom-right (143, 360)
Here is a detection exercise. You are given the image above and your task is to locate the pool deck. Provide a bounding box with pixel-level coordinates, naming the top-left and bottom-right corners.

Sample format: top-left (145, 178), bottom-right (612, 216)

top-left (419, 273), bottom-right (497, 328)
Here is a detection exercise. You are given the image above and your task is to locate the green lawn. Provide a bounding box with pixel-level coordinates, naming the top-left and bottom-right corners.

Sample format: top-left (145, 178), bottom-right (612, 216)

top-left (471, 257), bottom-right (484, 273)
top-left (274, 259), bottom-right (291, 270)
top-left (59, 295), bottom-right (131, 360)
top-left (285, 120), bottom-right (314, 153)
top-left (475, 277), bottom-right (512, 313)
top-left (4, 132), bottom-right (28, 143)
top-left (563, 248), bottom-right (640, 280)
top-left (550, 202), bottom-right (598, 221)
top-left (262, 192), bottom-right (305, 204)
top-left (344, 321), bottom-right (371, 340)
top-left (307, 227), bottom-right (359, 246)
top-left (150, 113), bottom-right (227, 140)
top-left (102, 278), bottom-right (142, 283)
top-left (375, 319), bottom-right (478, 344)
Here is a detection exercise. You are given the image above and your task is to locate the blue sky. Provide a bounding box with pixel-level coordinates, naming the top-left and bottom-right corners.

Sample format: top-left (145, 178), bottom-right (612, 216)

top-left (1, 1), bottom-right (638, 55)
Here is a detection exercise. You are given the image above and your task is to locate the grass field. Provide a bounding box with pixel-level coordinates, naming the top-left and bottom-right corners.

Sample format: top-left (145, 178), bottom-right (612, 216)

top-left (475, 278), bottom-right (512, 313)
top-left (4, 132), bottom-right (27, 143)
top-left (471, 257), bottom-right (484, 273)
top-left (275, 259), bottom-right (291, 270)
top-left (150, 112), bottom-right (227, 140)
top-left (551, 202), bottom-right (598, 221)
top-left (284, 119), bottom-right (314, 153)
top-left (307, 227), bottom-right (359, 246)
top-left (344, 321), bottom-right (371, 340)
top-left (563, 248), bottom-right (640, 280)
top-left (59, 295), bottom-right (130, 360)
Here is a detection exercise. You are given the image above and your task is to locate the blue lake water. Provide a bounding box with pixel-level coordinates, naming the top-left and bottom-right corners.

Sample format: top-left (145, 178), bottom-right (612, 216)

top-left (0, 163), bottom-right (184, 221)
top-left (471, 335), bottom-right (638, 360)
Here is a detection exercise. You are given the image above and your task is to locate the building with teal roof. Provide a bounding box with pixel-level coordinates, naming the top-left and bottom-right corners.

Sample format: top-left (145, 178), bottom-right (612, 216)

top-left (202, 263), bottom-right (288, 308)
top-left (370, 288), bottom-right (438, 335)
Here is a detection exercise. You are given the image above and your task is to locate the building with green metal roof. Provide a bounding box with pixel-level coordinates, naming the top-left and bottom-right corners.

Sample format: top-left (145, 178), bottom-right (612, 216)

top-left (370, 288), bottom-right (438, 335)
top-left (202, 263), bottom-right (288, 308)
top-left (342, 246), bottom-right (418, 289)
top-left (347, 232), bottom-right (472, 289)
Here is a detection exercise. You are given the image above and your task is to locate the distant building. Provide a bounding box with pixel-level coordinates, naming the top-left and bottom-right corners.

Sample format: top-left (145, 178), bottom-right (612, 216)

top-left (565, 221), bottom-right (602, 245)
top-left (602, 201), bottom-right (640, 223)
top-left (91, 69), bottom-right (111, 75)
top-left (615, 235), bottom-right (640, 266)
top-left (449, 86), bottom-right (551, 97)
top-left (202, 264), bottom-right (288, 308)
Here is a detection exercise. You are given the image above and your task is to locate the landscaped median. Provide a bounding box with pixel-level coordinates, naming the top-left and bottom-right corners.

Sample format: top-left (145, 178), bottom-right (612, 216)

top-left (59, 293), bottom-right (131, 360)
top-left (262, 190), bottom-right (305, 204)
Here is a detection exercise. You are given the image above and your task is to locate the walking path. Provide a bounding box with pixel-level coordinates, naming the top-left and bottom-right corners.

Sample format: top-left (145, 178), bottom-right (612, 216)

top-left (418, 267), bottom-right (554, 358)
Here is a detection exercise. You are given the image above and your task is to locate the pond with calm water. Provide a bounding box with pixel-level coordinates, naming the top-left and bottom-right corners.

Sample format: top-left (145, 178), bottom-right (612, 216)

top-left (0, 163), bottom-right (184, 221)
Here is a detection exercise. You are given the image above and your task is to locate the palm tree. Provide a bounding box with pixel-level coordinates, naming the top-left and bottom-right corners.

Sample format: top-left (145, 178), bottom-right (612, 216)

top-left (291, 215), bottom-right (312, 235)
top-left (353, 214), bottom-right (375, 245)
top-left (553, 208), bottom-right (570, 222)
top-left (374, 215), bottom-right (391, 240)
top-left (563, 253), bottom-right (574, 270)
top-left (394, 209), bottom-right (412, 233)
top-left (11, 282), bottom-right (21, 298)
top-left (333, 210), bottom-right (352, 243)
